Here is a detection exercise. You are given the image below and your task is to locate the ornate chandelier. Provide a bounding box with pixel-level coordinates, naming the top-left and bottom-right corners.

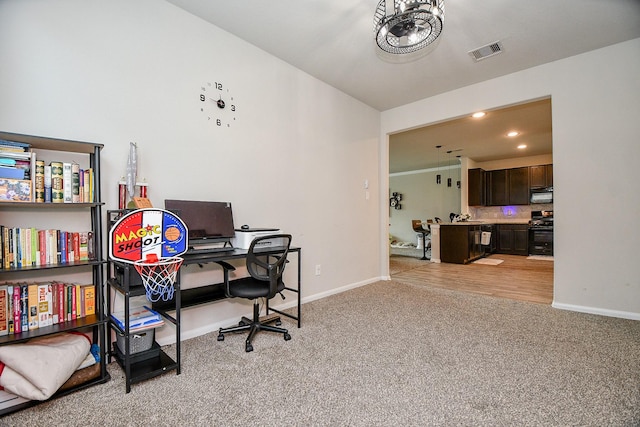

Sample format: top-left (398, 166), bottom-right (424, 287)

top-left (374, 0), bottom-right (444, 60)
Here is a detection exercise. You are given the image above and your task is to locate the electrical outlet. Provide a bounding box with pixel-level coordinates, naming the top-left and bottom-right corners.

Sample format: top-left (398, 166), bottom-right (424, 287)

top-left (315, 264), bottom-right (321, 276)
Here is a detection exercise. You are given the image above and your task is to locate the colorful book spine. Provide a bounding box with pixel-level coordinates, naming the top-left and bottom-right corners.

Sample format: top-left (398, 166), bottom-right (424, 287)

top-left (72, 232), bottom-right (80, 263)
top-left (71, 162), bottom-right (80, 203)
top-left (20, 284), bottom-right (28, 332)
top-left (44, 165), bottom-right (52, 202)
top-left (83, 169), bottom-right (90, 203)
top-left (62, 162), bottom-right (72, 203)
top-left (82, 284), bottom-right (95, 316)
top-left (57, 283), bottom-right (64, 323)
top-left (0, 285), bottom-right (8, 336)
top-left (7, 286), bottom-right (13, 334)
top-left (27, 283), bottom-right (38, 330)
top-left (34, 160), bottom-right (45, 203)
top-left (50, 161), bottom-right (63, 203)
top-left (37, 282), bottom-right (52, 327)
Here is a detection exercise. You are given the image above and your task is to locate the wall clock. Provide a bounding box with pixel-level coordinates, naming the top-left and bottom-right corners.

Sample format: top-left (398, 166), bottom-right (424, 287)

top-left (199, 81), bottom-right (237, 127)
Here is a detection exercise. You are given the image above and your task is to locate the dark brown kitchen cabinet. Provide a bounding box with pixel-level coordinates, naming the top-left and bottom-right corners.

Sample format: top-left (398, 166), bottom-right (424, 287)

top-left (497, 224), bottom-right (529, 255)
top-left (487, 168), bottom-right (529, 206)
top-left (468, 168), bottom-right (485, 206)
top-left (487, 169), bottom-right (508, 206)
top-left (440, 224), bottom-right (485, 264)
top-left (530, 164), bottom-right (553, 188)
top-left (508, 167), bottom-right (530, 205)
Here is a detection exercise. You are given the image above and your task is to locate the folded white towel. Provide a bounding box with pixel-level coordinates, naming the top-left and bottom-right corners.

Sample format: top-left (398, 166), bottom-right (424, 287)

top-left (481, 231), bottom-right (491, 245)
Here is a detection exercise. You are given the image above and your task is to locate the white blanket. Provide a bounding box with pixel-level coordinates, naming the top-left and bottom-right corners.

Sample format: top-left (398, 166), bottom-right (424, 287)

top-left (0, 332), bottom-right (90, 400)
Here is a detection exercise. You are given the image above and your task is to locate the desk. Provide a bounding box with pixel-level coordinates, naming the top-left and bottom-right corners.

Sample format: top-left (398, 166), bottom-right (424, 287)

top-left (152, 246), bottom-right (302, 328)
top-left (107, 245), bottom-right (300, 393)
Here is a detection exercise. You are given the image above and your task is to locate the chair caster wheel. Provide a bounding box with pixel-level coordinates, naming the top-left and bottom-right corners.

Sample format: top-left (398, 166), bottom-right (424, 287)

top-left (275, 319), bottom-right (282, 326)
top-left (284, 332), bottom-right (291, 341)
top-left (217, 334), bottom-right (224, 341)
top-left (245, 344), bottom-right (253, 352)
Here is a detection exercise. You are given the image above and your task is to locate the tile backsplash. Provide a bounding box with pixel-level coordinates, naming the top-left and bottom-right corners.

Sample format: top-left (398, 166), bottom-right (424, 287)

top-left (469, 204), bottom-right (553, 221)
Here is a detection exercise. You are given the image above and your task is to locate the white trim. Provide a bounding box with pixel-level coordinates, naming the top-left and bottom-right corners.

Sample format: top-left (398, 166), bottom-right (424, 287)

top-left (390, 164), bottom-right (459, 177)
top-left (552, 302), bottom-right (640, 321)
top-left (156, 276), bottom-right (384, 346)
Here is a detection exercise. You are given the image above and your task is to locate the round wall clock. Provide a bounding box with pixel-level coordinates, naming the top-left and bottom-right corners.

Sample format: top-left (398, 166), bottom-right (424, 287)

top-left (199, 81), bottom-right (237, 127)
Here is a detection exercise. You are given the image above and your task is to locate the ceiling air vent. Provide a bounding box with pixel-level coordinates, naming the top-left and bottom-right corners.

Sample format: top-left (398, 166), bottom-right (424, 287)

top-left (468, 41), bottom-right (504, 62)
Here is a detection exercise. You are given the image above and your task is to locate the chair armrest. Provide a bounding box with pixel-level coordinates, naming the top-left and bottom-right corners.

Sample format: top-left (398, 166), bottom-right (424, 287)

top-left (214, 261), bottom-right (236, 271)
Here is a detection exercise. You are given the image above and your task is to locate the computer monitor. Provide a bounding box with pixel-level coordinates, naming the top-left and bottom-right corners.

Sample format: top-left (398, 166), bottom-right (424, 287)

top-left (164, 199), bottom-right (235, 245)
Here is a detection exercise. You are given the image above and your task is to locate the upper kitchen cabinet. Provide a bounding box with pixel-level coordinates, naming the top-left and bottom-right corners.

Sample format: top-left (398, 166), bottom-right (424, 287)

top-left (468, 168), bottom-right (486, 206)
top-left (508, 167), bottom-right (530, 205)
top-left (529, 164), bottom-right (553, 188)
top-left (486, 167), bottom-right (530, 206)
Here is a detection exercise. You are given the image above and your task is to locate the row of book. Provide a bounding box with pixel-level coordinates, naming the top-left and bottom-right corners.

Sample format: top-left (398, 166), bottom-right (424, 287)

top-left (0, 138), bottom-right (95, 203)
top-left (1, 226), bottom-right (95, 270)
top-left (0, 282), bottom-right (96, 336)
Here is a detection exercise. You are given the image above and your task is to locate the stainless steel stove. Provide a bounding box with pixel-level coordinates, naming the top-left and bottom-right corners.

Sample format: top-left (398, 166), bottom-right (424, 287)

top-left (529, 210), bottom-right (553, 255)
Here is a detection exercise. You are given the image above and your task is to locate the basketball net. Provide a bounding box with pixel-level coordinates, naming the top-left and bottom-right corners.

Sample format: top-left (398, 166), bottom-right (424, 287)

top-left (133, 253), bottom-right (183, 302)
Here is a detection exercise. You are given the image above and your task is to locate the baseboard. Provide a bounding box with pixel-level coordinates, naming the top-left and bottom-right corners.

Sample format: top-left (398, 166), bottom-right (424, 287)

top-left (300, 276), bottom-right (382, 306)
top-left (552, 302), bottom-right (640, 321)
top-left (156, 276), bottom-right (384, 345)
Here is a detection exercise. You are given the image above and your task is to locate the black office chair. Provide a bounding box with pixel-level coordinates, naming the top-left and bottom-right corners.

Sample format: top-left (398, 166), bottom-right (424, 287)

top-left (411, 220), bottom-right (431, 260)
top-left (217, 234), bottom-right (293, 352)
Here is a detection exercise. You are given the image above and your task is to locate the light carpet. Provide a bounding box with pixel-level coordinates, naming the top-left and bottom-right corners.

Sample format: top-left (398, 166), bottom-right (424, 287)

top-left (2, 280), bottom-right (639, 426)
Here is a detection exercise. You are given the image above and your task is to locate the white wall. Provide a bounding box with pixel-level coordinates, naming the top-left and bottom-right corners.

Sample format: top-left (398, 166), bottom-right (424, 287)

top-left (381, 38), bottom-right (640, 319)
top-left (389, 166), bottom-right (461, 243)
top-left (0, 0), bottom-right (382, 343)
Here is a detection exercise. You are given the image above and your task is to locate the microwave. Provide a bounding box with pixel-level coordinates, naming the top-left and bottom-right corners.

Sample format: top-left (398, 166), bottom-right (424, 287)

top-left (530, 187), bottom-right (553, 204)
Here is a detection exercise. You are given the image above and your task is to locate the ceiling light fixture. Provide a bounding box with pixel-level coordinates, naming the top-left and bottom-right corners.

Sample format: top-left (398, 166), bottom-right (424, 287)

top-left (472, 112), bottom-right (486, 118)
top-left (446, 150), bottom-right (452, 187)
top-left (517, 144), bottom-right (527, 149)
top-left (436, 145), bottom-right (442, 184)
top-left (507, 131), bottom-right (519, 137)
top-left (374, 0), bottom-right (445, 62)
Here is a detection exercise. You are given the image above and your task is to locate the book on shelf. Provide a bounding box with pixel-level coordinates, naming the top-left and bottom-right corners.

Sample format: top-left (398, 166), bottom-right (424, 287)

top-left (0, 139), bottom-right (30, 152)
top-left (110, 305), bottom-right (164, 331)
top-left (20, 284), bottom-right (28, 332)
top-left (71, 162), bottom-right (80, 203)
top-left (27, 283), bottom-right (38, 330)
top-left (50, 161), bottom-right (63, 203)
top-left (62, 162), bottom-right (72, 203)
top-left (37, 282), bottom-right (52, 327)
top-left (34, 160), bottom-right (45, 203)
top-left (82, 284), bottom-right (95, 316)
top-left (0, 285), bottom-right (8, 336)
top-left (44, 164), bottom-right (52, 202)
top-left (82, 169), bottom-right (90, 203)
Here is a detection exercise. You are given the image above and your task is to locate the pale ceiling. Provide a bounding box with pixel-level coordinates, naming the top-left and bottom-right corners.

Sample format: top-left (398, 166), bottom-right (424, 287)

top-left (389, 98), bottom-right (553, 173)
top-left (166, 0), bottom-right (640, 171)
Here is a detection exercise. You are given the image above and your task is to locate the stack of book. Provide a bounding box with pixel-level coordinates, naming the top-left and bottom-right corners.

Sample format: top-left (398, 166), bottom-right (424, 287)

top-left (110, 306), bottom-right (164, 332)
top-left (0, 139), bottom-right (34, 202)
top-left (0, 138), bottom-right (95, 203)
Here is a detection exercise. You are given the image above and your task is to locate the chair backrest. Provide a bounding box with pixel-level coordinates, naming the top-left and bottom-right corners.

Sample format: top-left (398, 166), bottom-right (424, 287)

top-left (412, 220), bottom-right (425, 233)
top-left (246, 234), bottom-right (292, 299)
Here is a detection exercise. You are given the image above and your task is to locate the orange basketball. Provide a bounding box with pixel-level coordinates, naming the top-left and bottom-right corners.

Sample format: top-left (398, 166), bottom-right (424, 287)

top-left (164, 226), bottom-right (181, 242)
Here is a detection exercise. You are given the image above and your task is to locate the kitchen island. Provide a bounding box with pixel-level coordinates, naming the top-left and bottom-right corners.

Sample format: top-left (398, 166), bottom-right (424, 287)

top-left (438, 220), bottom-right (529, 264)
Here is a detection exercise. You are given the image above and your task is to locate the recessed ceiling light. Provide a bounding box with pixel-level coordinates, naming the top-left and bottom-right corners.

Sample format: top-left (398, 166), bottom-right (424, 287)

top-left (517, 144), bottom-right (527, 149)
top-left (507, 131), bottom-right (519, 137)
top-left (472, 112), bottom-right (486, 118)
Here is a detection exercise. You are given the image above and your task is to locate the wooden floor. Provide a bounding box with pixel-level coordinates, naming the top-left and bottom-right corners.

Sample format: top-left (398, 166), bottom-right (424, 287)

top-left (391, 254), bottom-right (554, 304)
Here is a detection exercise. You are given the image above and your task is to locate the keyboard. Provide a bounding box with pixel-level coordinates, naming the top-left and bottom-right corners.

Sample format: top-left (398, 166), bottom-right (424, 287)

top-left (187, 246), bottom-right (235, 255)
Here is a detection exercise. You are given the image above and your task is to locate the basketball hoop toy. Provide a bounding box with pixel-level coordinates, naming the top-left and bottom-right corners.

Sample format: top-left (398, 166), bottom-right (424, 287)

top-left (134, 253), bottom-right (183, 302)
top-left (109, 208), bottom-right (189, 303)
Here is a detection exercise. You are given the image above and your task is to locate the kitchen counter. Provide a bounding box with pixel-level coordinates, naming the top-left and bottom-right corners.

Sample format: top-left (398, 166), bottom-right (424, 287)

top-left (441, 219), bottom-right (529, 225)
